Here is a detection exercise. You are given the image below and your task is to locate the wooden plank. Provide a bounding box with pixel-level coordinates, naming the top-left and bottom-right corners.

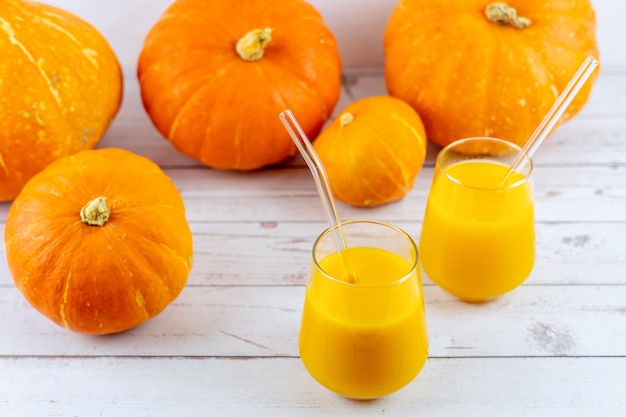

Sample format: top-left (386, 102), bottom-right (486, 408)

top-left (533, 222), bottom-right (626, 285)
top-left (1, 285), bottom-right (625, 358)
top-left (160, 220), bottom-right (626, 286)
top-left (2, 163), bottom-right (625, 223)
top-left (99, 109), bottom-right (626, 171)
top-left (1, 220), bottom-right (624, 288)
top-left (98, 74), bottom-right (626, 169)
top-left (1, 2), bottom-right (623, 415)
top-left (0, 356), bottom-right (624, 416)
top-left (152, 165), bottom-right (626, 223)
top-left (534, 116), bottom-right (626, 166)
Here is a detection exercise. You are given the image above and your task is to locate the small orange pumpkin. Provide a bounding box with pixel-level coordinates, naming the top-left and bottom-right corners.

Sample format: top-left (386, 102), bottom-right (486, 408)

top-left (314, 96), bottom-right (427, 207)
top-left (137, 0), bottom-right (342, 171)
top-left (0, 0), bottom-right (123, 201)
top-left (4, 148), bottom-right (193, 334)
top-left (384, 0), bottom-right (599, 149)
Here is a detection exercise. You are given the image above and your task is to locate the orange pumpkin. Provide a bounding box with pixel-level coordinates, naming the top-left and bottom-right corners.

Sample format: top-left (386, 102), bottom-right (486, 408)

top-left (384, 0), bottom-right (599, 149)
top-left (314, 96), bottom-right (427, 207)
top-left (137, 0), bottom-right (342, 171)
top-left (0, 0), bottom-right (123, 201)
top-left (4, 148), bottom-right (193, 335)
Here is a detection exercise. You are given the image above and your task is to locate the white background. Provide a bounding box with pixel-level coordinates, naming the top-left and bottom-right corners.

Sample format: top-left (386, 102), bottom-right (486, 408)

top-left (45, 0), bottom-right (626, 76)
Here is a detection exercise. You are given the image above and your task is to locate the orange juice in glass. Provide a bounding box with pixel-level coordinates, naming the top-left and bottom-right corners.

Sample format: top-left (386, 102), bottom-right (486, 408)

top-left (419, 137), bottom-right (535, 302)
top-left (299, 220), bottom-right (428, 399)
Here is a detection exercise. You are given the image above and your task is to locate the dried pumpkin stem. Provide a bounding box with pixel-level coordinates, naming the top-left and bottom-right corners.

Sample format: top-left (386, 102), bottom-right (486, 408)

top-left (339, 112), bottom-right (355, 127)
top-left (485, 2), bottom-right (531, 29)
top-left (80, 196), bottom-right (110, 226)
top-left (236, 28), bottom-right (273, 61)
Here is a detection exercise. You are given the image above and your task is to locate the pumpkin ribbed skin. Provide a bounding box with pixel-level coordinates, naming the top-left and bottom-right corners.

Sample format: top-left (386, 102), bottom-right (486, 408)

top-left (137, 0), bottom-right (342, 170)
top-left (384, 0), bottom-right (599, 149)
top-left (314, 96), bottom-right (427, 207)
top-left (4, 148), bottom-right (193, 335)
top-left (0, 0), bottom-right (123, 201)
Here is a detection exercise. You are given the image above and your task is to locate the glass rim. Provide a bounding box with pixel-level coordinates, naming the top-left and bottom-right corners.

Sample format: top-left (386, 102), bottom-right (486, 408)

top-left (311, 219), bottom-right (419, 289)
top-left (437, 137), bottom-right (534, 191)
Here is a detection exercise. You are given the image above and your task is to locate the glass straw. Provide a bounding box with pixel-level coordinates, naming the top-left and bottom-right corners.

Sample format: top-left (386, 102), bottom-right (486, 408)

top-left (503, 56), bottom-right (599, 182)
top-left (279, 109), bottom-right (357, 283)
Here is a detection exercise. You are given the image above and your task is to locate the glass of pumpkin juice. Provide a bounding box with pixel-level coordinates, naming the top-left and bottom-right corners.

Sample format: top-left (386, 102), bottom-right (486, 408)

top-left (419, 137), bottom-right (535, 302)
top-left (299, 219), bottom-right (429, 400)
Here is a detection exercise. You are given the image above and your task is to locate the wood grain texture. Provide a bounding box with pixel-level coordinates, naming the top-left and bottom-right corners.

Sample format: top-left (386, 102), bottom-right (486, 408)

top-left (0, 357), bottom-right (624, 417)
top-left (1, 1), bottom-right (625, 415)
top-left (1, 285), bottom-right (625, 358)
top-left (2, 221), bottom-right (625, 289)
top-left (5, 164), bottom-right (623, 223)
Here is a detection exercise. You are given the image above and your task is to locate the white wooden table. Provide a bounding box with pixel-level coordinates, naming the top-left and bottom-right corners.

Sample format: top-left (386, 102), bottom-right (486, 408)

top-left (1, 1), bottom-right (625, 415)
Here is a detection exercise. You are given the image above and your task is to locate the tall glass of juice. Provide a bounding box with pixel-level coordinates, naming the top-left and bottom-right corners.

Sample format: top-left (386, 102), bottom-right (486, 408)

top-left (299, 219), bottom-right (428, 400)
top-left (419, 137), bottom-right (535, 302)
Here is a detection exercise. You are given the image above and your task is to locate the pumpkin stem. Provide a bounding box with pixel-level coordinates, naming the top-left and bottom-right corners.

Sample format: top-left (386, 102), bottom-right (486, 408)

top-left (236, 28), bottom-right (273, 61)
top-left (485, 2), bottom-right (531, 29)
top-left (339, 112), bottom-right (355, 127)
top-left (80, 197), bottom-right (110, 226)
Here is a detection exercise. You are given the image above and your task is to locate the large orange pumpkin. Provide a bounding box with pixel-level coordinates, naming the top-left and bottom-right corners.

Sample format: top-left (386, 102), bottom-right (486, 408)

top-left (384, 0), bottom-right (599, 149)
top-left (137, 0), bottom-right (342, 170)
top-left (4, 148), bottom-right (193, 335)
top-left (314, 96), bottom-right (427, 207)
top-left (0, 0), bottom-right (123, 201)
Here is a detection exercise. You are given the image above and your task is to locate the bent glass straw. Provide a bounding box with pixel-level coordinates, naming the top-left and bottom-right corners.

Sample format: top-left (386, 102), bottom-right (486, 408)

top-left (279, 109), bottom-right (357, 283)
top-left (504, 56), bottom-right (599, 181)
